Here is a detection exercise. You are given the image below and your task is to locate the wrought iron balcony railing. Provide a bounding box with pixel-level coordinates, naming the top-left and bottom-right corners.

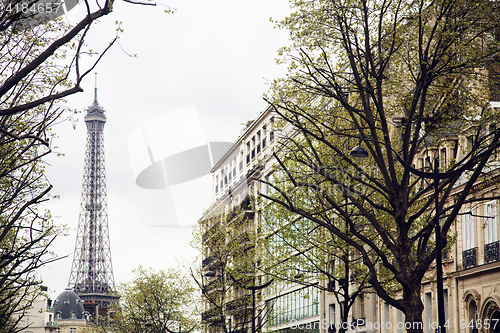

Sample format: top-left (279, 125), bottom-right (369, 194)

top-left (225, 294), bottom-right (251, 312)
top-left (202, 279), bottom-right (222, 294)
top-left (202, 308), bottom-right (223, 322)
top-left (202, 224), bottom-right (220, 242)
top-left (202, 256), bottom-right (215, 268)
top-left (485, 241), bottom-right (500, 264)
top-left (463, 247), bottom-right (477, 269)
top-left (233, 328), bottom-right (247, 333)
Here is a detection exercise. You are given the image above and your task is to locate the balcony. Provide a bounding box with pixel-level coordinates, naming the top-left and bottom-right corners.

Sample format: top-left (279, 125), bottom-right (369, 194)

top-left (463, 247), bottom-right (477, 269)
top-left (202, 224), bottom-right (220, 242)
top-left (202, 279), bottom-right (221, 294)
top-left (240, 196), bottom-right (254, 215)
top-left (202, 256), bottom-right (216, 268)
top-left (229, 231), bottom-right (253, 249)
top-left (233, 329), bottom-right (247, 333)
top-left (225, 294), bottom-right (251, 312)
top-left (485, 241), bottom-right (500, 263)
top-left (202, 308), bottom-right (223, 322)
top-left (45, 321), bottom-right (58, 327)
top-left (351, 318), bottom-right (366, 329)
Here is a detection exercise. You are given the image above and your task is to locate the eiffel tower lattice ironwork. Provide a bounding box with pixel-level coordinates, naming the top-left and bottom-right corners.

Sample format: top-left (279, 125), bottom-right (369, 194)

top-left (68, 79), bottom-right (118, 311)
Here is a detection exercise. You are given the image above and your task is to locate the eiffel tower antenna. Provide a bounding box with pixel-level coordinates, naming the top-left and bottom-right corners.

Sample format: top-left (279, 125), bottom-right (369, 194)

top-left (94, 72), bottom-right (98, 104)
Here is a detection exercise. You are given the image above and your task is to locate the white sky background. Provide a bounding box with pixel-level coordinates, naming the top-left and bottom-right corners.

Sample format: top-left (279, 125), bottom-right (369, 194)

top-left (39, 0), bottom-right (291, 298)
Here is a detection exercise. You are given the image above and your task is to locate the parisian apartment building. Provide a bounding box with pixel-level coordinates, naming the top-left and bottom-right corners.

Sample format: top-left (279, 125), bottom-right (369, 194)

top-left (199, 102), bottom-right (500, 333)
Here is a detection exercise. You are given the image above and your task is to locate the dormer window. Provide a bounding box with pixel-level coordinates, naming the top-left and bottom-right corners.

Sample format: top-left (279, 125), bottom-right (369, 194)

top-left (64, 299), bottom-right (70, 305)
top-left (70, 312), bottom-right (77, 319)
top-left (56, 312), bottom-right (62, 320)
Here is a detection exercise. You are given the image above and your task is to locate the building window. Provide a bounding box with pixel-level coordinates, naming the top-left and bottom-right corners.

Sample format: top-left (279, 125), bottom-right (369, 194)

top-left (384, 302), bottom-right (390, 333)
top-left (396, 309), bottom-right (404, 333)
top-left (246, 142), bottom-right (251, 163)
top-left (463, 209), bottom-right (477, 268)
top-left (360, 294), bottom-right (365, 319)
top-left (463, 209), bottom-right (475, 250)
top-left (266, 285), bottom-right (319, 327)
top-left (425, 292), bottom-right (432, 333)
top-left (56, 312), bottom-right (62, 320)
top-left (329, 304), bottom-right (335, 331)
top-left (440, 148), bottom-right (447, 168)
top-left (443, 289), bottom-right (449, 333)
top-left (70, 328), bottom-right (76, 333)
top-left (485, 201), bottom-right (498, 244)
top-left (468, 300), bottom-right (478, 333)
top-left (70, 312), bottom-right (77, 319)
top-left (485, 200), bottom-right (499, 263)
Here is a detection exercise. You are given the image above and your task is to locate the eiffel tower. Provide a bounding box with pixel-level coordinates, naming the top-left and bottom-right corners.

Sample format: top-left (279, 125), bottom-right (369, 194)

top-left (68, 77), bottom-right (118, 318)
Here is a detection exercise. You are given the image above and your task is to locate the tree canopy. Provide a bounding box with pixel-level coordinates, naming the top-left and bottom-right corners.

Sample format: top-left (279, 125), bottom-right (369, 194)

top-left (113, 266), bottom-right (199, 333)
top-left (0, 0), bottom-right (170, 330)
top-left (261, 0), bottom-right (500, 332)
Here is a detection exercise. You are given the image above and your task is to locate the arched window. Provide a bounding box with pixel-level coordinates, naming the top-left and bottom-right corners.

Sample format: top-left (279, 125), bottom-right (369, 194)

top-left (467, 299), bottom-right (477, 333)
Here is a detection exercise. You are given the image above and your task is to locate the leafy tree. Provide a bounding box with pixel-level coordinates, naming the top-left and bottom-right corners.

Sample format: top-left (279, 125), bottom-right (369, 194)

top-left (0, 0), bottom-right (171, 331)
top-left (112, 266), bottom-right (199, 333)
top-left (193, 199), bottom-right (273, 333)
top-left (261, 0), bottom-right (500, 332)
top-left (261, 192), bottom-right (379, 333)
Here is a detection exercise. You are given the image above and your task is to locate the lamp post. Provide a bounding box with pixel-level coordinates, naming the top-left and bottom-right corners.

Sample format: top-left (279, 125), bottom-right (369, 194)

top-left (350, 141), bottom-right (473, 333)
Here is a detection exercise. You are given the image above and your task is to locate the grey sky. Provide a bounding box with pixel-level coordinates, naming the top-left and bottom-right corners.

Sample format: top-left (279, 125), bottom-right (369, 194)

top-left (39, 0), bottom-right (291, 298)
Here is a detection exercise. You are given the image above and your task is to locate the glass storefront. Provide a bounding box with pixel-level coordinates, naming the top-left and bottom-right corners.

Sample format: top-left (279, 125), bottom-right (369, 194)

top-left (266, 286), bottom-right (319, 327)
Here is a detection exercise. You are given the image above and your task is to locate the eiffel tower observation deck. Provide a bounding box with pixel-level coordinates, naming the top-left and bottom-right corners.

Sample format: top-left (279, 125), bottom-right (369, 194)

top-left (68, 78), bottom-right (118, 317)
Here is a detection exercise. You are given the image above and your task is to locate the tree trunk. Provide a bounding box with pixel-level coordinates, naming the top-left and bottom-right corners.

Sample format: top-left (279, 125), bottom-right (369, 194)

top-left (402, 287), bottom-right (425, 333)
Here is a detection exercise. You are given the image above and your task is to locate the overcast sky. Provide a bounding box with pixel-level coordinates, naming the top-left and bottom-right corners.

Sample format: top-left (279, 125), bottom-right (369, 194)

top-left (39, 0), bottom-right (292, 298)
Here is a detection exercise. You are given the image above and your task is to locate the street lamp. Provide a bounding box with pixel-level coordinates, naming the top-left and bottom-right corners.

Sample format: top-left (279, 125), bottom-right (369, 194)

top-left (349, 141), bottom-right (473, 333)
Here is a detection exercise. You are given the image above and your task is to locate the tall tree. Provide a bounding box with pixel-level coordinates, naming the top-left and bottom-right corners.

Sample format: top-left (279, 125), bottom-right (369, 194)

top-left (261, 193), bottom-right (378, 333)
top-left (0, 0), bottom-right (170, 331)
top-left (193, 199), bottom-right (273, 333)
top-left (262, 0), bottom-right (500, 332)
